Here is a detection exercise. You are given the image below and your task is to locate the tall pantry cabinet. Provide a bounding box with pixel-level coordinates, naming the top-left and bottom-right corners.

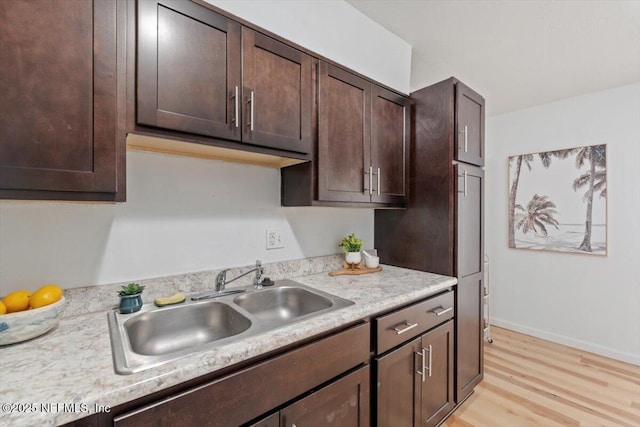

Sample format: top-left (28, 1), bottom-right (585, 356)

top-left (375, 77), bottom-right (485, 405)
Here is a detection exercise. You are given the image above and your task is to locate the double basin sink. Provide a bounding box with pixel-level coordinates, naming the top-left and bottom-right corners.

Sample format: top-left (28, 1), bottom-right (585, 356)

top-left (108, 280), bottom-right (354, 374)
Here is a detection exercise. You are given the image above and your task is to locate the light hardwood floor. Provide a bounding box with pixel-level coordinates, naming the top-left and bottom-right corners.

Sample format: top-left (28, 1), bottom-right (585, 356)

top-left (442, 326), bottom-right (640, 427)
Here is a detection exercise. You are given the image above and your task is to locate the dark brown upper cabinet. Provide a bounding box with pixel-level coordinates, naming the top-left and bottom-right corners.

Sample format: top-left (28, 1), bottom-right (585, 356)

top-left (455, 82), bottom-right (484, 167)
top-left (318, 63), bottom-right (372, 204)
top-left (0, 0), bottom-right (125, 201)
top-left (137, 0), bottom-right (242, 141)
top-left (136, 0), bottom-right (312, 156)
top-left (242, 28), bottom-right (313, 154)
top-left (282, 62), bottom-right (408, 207)
top-left (371, 86), bottom-right (410, 205)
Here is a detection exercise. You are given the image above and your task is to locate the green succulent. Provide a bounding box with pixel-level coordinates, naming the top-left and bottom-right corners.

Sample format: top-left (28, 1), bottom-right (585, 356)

top-left (118, 282), bottom-right (145, 296)
top-left (339, 233), bottom-right (363, 253)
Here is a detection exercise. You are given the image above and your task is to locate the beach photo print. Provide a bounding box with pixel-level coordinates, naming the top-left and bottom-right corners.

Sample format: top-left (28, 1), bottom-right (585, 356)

top-left (508, 144), bottom-right (607, 255)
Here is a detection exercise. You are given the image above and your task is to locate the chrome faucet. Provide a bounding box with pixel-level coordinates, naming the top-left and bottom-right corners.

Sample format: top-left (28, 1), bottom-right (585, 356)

top-left (215, 260), bottom-right (264, 292)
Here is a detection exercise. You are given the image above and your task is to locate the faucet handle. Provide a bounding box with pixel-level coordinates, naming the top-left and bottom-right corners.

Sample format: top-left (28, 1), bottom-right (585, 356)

top-left (215, 269), bottom-right (228, 291)
top-left (255, 260), bottom-right (264, 287)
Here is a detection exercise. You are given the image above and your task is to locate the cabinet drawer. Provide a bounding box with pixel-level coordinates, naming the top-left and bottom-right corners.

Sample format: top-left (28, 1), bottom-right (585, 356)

top-left (375, 291), bottom-right (454, 354)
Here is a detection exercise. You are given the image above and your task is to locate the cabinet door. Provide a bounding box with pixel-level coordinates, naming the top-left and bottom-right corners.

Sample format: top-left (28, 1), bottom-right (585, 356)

top-left (281, 366), bottom-right (370, 427)
top-left (457, 164), bottom-right (484, 280)
top-left (0, 0), bottom-right (121, 198)
top-left (455, 163), bottom-right (484, 401)
top-left (376, 337), bottom-right (421, 427)
top-left (242, 28), bottom-right (312, 154)
top-left (318, 62), bottom-right (371, 203)
top-left (371, 86), bottom-right (409, 205)
top-left (420, 321), bottom-right (455, 427)
top-left (455, 82), bottom-right (484, 166)
top-left (137, 0), bottom-right (241, 140)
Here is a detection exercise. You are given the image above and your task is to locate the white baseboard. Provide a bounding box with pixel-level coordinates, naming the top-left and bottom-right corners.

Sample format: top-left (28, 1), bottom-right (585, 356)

top-left (489, 317), bottom-right (640, 366)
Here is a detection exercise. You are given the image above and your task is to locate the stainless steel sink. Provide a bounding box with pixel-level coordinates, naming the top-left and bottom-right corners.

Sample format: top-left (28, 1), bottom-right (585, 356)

top-left (124, 301), bottom-right (251, 356)
top-left (233, 286), bottom-right (333, 321)
top-left (108, 280), bottom-right (353, 374)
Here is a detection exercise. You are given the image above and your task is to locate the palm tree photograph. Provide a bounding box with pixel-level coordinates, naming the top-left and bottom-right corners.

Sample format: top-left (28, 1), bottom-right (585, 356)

top-left (508, 144), bottom-right (607, 255)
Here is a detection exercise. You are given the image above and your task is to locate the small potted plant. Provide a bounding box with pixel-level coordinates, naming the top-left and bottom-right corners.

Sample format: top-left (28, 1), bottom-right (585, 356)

top-left (117, 282), bottom-right (145, 314)
top-left (339, 233), bottom-right (363, 267)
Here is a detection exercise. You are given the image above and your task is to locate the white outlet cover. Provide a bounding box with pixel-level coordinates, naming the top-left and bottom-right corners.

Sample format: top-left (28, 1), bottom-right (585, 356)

top-left (266, 228), bottom-right (284, 250)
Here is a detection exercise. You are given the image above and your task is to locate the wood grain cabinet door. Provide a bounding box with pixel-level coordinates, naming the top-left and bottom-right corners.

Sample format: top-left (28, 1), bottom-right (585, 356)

top-left (137, 0), bottom-right (241, 140)
top-left (376, 337), bottom-right (421, 427)
top-left (420, 321), bottom-right (455, 427)
top-left (455, 163), bottom-right (485, 401)
top-left (455, 82), bottom-right (485, 167)
top-left (281, 366), bottom-right (370, 427)
top-left (371, 86), bottom-right (409, 205)
top-left (318, 62), bottom-right (371, 203)
top-left (0, 0), bottom-right (121, 197)
top-left (242, 28), bottom-right (313, 154)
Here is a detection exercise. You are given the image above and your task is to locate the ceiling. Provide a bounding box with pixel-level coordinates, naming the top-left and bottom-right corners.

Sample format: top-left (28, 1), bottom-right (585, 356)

top-left (347, 0), bottom-right (640, 116)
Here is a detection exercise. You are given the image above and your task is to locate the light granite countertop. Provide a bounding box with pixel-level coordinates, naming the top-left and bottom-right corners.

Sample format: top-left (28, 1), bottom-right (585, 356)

top-left (1, 264), bottom-right (456, 427)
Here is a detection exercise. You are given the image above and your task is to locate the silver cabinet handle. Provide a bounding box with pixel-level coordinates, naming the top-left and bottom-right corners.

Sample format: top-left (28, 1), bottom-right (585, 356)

top-left (427, 344), bottom-right (432, 377)
top-left (247, 90), bottom-right (254, 131)
top-left (377, 167), bottom-right (381, 195)
top-left (415, 348), bottom-right (426, 382)
top-left (464, 125), bottom-right (468, 152)
top-left (464, 170), bottom-right (467, 197)
top-left (231, 86), bottom-right (239, 128)
top-left (393, 321), bottom-right (418, 335)
top-left (459, 125), bottom-right (468, 152)
top-left (363, 168), bottom-right (369, 194)
top-left (430, 306), bottom-right (453, 316)
top-left (369, 166), bottom-right (373, 195)
top-left (458, 170), bottom-right (468, 197)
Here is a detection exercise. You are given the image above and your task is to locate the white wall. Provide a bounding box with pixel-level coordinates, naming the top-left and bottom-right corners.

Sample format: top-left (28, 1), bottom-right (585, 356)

top-left (486, 83), bottom-right (640, 364)
top-left (0, 151), bottom-right (372, 293)
top-left (207, 0), bottom-right (412, 94)
top-left (0, 1), bottom-right (412, 295)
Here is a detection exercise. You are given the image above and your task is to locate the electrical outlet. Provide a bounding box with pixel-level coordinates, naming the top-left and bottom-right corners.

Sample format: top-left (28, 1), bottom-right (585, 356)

top-left (266, 228), bottom-right (284, 250)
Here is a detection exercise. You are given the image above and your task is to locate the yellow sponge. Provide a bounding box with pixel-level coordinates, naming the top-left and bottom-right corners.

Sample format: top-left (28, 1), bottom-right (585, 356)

top-left (154, 292), bottom-right (186, 307)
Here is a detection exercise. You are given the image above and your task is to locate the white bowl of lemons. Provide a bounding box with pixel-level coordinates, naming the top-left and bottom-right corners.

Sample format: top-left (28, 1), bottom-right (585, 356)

top-left (0, 285), bottom-right (66, 346)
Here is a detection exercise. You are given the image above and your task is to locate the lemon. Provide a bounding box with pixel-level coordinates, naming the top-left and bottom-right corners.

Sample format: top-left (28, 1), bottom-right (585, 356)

top-left (29, 285), bottom-right (63, 309)
top-left (0, 301), bottom-right (6, 315)
top-left (2, 290), bottom-right (32, 313)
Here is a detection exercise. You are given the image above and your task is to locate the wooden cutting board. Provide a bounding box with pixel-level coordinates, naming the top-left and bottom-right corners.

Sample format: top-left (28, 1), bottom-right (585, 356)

top-left (329, 261), bottom-right (382, 276)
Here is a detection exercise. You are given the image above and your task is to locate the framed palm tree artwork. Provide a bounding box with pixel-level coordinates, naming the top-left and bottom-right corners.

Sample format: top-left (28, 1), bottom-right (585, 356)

top-left (508, 144), bottom-right (607, 255)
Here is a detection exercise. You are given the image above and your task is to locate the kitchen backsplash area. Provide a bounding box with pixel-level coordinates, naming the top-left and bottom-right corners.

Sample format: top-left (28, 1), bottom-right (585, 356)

top-left (63, 254), bottom-right (345, 317)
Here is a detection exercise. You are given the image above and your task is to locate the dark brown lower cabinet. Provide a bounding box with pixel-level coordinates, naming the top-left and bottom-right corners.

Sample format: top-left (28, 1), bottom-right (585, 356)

top-left (376, 321), bottom-right (454, 427)
top-left (282, 366), bottom-right (370, 427)
top-left (455, 274), bottom-right (483, 401)
top-left (248, 366), bottom-right (369, 427)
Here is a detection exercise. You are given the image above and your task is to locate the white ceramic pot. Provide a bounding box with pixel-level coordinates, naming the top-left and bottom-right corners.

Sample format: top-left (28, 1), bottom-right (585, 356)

top-left (345, 251), bottom-right (362, 265)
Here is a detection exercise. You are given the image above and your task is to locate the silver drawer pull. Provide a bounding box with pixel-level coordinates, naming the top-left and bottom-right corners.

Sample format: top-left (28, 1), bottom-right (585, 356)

top-left (430, 306), bottom-right (453, 316)
top-left (393, 321), bottom-right (418, 335)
